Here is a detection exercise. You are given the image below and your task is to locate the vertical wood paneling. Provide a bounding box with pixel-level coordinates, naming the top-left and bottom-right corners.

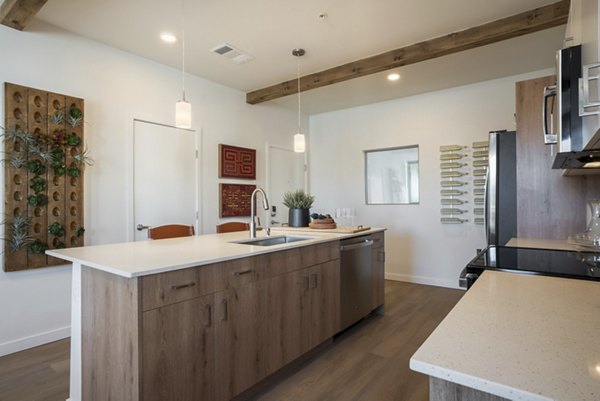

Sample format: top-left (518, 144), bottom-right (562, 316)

top-left (45, 93), bottom-right (66, 266)
top-left (81, 267), bottom-right (141, 401)
top-left (3, 83), bottom-right (29, 271)
top-left (64, 96), bottom-right (84, 250)
top-left (516, 76), bottom-right (600, 239)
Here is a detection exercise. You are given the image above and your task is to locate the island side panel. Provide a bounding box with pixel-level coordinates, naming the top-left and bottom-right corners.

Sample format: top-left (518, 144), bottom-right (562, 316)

top-left (430, 377), bottom-right (510, 401)
top-left (81, 266), bottom-right (141, 401)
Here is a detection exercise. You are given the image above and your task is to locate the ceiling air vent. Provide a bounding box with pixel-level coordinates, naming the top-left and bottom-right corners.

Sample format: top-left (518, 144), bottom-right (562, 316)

top-left (211, 43), bottom-right (254, 64)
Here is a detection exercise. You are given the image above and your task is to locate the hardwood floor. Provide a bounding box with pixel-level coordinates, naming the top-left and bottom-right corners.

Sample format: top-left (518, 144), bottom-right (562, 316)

top-left (0, 281), bottom-right (463, 401)
top-left (0, 338), bottom-right (70, 401)
top-left (253, 281), bottom-right (463, 401)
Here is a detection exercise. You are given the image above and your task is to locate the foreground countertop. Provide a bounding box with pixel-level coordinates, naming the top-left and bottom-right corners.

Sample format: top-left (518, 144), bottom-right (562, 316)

top-left (410, 270), bottom-right (600, 401)
top-left (46, 228), bottom-right (384, 278)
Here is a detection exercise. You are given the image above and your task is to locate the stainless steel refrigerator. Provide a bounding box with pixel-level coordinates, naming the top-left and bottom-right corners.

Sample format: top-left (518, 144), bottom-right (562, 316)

top-left (460, 130), bottom-right (517, 288)
top-left (486, 130), bottom-right (517, 246)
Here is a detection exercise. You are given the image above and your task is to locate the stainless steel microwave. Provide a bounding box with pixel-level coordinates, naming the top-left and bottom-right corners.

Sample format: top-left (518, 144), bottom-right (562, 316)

top-left (546, 45), bottom-right (600, 169)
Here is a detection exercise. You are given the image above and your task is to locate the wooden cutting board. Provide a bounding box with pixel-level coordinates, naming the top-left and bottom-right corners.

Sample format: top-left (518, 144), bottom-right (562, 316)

top-left (271, 226), bottom-right (371, 234)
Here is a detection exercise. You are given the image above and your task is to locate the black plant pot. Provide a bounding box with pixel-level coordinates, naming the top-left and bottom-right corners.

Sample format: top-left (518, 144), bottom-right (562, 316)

top-left (289, 208), bottom-right (310, 227)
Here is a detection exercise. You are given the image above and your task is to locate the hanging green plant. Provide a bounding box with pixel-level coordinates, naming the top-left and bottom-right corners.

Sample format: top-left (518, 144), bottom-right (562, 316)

top-left (73, 146), bottom-right (94, 167)
top-left (50, 111), bottom-right (64, 126)
top-left (27, 194), bottom-right (48, 206)
top-left (53, 165), bottom-right (66, 176)
top-left (67, 165), bottom-right (81, 177)
top-left (67, 107), bottom-right (83, 128)
top-left (54, 240), bottom-right (66, 249)
top-left (48, 222), bottom-right (66, 237)
top-left (6, 153), bottom-right (26, 169)
top-left (28, 239), bottom-right (48, 254)
top-left (2, 215), bottom-right (34, 252)
top-left (66, 133), bottom-right (81, 147)
top-left (76, 227), bottom-right (85, 237)
top-left (26, 159), bottom-right (46, 175)
top-left (30, 177), bottom-right (46, 193)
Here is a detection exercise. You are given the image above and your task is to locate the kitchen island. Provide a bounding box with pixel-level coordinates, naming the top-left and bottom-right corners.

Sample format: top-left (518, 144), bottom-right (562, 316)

top-left (410, 270), bottom-right (600, 401)
top-left (47, 228), bottom-right (385, 401)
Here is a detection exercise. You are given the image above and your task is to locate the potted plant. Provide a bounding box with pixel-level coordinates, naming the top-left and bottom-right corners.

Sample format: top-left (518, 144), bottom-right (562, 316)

top-left (283, 189), bottom-right (315, 227)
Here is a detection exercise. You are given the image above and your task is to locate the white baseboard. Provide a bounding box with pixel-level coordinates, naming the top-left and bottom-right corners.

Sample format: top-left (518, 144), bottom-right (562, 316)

top-left (385, 272), bottom-right (463, 290)
top-left (0, 326), bottom-right (70, 357)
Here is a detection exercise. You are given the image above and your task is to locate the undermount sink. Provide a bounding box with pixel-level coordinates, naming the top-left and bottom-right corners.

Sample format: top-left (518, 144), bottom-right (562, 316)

top-left (232, 235), bottom-right (313, 247)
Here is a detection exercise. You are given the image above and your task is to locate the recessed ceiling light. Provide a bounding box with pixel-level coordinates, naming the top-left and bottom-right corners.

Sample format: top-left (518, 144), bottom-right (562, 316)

top-left (387, 73), bottom-right (400, 81)
top-left (160, 33), bottom-right (177, 43)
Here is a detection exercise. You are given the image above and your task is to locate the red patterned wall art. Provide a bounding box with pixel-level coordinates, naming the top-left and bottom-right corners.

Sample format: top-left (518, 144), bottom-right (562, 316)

top-left (220, 183), bottom-right (256, 217)
top-left (219, 144), bottom-right (256, 179)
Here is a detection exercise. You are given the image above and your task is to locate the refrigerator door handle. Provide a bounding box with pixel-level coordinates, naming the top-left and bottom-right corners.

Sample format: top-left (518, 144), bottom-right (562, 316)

top-left (484, 168), bottom-right (489, 245)
top-left (487, 131), bottom-right (498, 246)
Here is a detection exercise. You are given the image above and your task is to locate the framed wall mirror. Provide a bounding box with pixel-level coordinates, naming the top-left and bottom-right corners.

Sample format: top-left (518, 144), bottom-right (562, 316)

top-left (364, 145), bottom-right (420, 205)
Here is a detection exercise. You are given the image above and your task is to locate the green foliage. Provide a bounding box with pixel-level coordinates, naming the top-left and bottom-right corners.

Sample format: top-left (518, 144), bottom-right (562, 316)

top-left (283, 190), bottom-right (315, 209)
top-left (26, 159), bottom-right (46, 175)
top-left (66, 133), bottom-right (81, 146)
top-left (3, 215), bottom-right (34, 252)
top-left (27, 194), bottom-right (48, 206)
top-left (76, 227), bottom-right (85, 237)
top-left (48, 222), bottom-right (66, 237)
top-left (30, 177), bottom-right (46, 193)
top-left (28, 240), bottom-right (48, 254)
top-left (67, 166), bottom-right (81, 177)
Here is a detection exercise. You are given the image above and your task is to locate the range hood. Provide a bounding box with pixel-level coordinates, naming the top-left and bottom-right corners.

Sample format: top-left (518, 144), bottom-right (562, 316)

top-left (553, 148), bottom-right (600, 169)
top-left (549, 45), bottom-right (600, 170)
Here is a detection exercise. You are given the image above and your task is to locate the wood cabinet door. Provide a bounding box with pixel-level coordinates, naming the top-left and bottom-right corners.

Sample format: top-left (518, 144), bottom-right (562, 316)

top-left (264, 268), bottom-right (307, 374)
top-left (309, 260), bottom-right (340, 347)
top-left (214, 280), bottom-right (268, 401)
top-left (141, 294), bottom-right (215, 401)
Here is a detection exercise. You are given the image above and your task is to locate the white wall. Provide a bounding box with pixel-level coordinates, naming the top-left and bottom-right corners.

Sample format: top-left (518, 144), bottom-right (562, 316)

top-left (309, 69), bottom-right (553, 288)
top-left (0, 20), bottom-right (301, 355)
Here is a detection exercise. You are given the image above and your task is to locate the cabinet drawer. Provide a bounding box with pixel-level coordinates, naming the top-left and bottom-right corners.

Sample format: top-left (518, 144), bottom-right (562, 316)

top-left (263, 242), bottom-right (340, 278)
top-left (213, 256), bottom-right (266, 292)
top-left (371, 232), bottom-right (385, 249)
top-left (141, 265), bottom-right (216, 311)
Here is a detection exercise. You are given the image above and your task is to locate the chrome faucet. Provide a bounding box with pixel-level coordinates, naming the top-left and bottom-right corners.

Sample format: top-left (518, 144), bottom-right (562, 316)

top-left (250, 187), bottom-right (270, 239)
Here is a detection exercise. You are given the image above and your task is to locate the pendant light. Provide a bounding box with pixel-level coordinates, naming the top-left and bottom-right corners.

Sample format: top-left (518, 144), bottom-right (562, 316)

top-left (292, 48), bottom-right (306, 153)
top-left (175, 0), bottom-right (191, 128)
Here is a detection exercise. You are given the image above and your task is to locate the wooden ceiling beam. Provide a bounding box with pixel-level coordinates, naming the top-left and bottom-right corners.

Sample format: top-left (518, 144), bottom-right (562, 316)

top-left (1, 0), bottom-right (48, 31)
top-left (246, 0), bottom-right (570, 105)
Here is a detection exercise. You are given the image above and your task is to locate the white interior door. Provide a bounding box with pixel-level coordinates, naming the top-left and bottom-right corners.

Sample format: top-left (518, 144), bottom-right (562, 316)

top-left (266, 145), bottom-right (306, 226)
top-left (133, 120), bottom-right (198, 241)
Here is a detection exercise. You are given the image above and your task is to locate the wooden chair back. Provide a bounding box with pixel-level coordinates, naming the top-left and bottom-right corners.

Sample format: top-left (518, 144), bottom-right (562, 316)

top-left (148, 224), bottom-right (195, 240)
top-left (216, 221), bottom-right (250, 233)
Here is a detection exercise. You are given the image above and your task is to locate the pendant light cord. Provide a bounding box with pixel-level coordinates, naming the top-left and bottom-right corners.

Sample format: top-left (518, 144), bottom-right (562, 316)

top-left (297, 63), bottom-right (301, 132)
top-left (181, 0), bottom-right (186, 101)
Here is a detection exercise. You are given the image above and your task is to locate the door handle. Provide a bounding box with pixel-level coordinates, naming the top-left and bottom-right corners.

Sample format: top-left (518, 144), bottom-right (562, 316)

top-left (137, 224), bottom-right (150, 231)
top-left (221, 299), bottom-right (228, 322)
top-left (204, 304), bottom-right (212, 328)
top-left (232, 269), bottom-right (253, 277)
top-left (311, 273), bottom-right (318, 289)
top-left (542, 85), bottom-right (557, 144)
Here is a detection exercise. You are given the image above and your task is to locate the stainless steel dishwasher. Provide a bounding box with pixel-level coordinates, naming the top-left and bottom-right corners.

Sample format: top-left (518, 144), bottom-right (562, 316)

top-left (340, 235), bottom-right (373, 331)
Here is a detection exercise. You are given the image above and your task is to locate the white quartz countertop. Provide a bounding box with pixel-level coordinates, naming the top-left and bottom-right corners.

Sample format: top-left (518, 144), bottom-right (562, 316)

top-left (410, 270), bottom-right (600, 401)
top-left (46, 228), bottom-right (384, 278)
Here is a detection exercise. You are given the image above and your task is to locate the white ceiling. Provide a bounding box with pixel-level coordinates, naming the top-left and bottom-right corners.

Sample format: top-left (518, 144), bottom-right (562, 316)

top-left (34, 0), bottom-right (565, 113)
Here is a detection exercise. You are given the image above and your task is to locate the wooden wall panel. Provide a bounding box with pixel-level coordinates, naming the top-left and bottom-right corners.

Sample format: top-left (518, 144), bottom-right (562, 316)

top-left (3, 82), bottom-right (86, 271)
top-left (4, 84), bottom-right (29, 271)
top-left (515, 76), bottom-right (600, 239)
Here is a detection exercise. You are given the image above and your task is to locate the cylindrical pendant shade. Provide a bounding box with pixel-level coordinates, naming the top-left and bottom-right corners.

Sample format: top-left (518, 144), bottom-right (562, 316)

top-left (294, 132), bottom-right (306, 153)
top-left (175, 100), bottom-right (192, 128)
